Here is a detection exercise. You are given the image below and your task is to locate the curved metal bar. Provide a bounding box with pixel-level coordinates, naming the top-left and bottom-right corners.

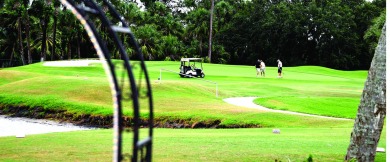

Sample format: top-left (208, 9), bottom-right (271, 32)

top-left (59, 0), bottom-right (153, 161)
top-left (58, 0), bottom-right (124, 161)
top-left (101, 1), bottom-right (154, 161)
top-left (79, 2), bottom-right (142, 161)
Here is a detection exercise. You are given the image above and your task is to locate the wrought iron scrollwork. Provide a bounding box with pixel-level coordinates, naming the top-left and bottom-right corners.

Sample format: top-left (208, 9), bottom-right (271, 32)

top-left (59, 0), bottom-right (153, 161)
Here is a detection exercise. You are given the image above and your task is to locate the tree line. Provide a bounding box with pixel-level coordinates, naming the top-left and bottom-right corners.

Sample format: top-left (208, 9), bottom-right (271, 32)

top-left (0, 0), bottom-right (385, 70)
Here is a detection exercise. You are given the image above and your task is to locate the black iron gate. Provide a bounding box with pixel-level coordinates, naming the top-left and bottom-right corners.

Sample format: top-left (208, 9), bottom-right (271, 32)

top-left (59, 0), bottom-right (153, 161)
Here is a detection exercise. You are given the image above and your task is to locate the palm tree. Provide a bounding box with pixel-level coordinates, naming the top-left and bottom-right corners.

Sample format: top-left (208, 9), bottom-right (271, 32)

top-left (208, 0), bottom-right (214, 63)
top-left (185, 8), bottom-right (210, 57)
top-left (134, 24), bottom-right (163, 60)
top-left (51, 1), bottom-right (60, 61)
top-left (20, 0), bottom-right (34, 64)
top-left (345, 25), bottom-right (386, 161)
top-left (161, 34), bottom-right (183, 59)
top-left (0, 28), bottom-right (18, 67)
top-left (0, 0), bottom-right (24, 66)
top-left (17, 16), bottom-right (26, 65)
top-left (31, 27), bottom-right (59, 59)
top-left (11, 1), bottom-right (26, 65)
top-left (40, 0), bottom-right (51, 61)
top-left (214, 1), bottom-right (233, 31)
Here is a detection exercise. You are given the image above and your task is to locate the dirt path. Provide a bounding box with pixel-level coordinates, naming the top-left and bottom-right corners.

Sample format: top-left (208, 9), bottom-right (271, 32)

top-left (223, 97), bottom-right (352, 120)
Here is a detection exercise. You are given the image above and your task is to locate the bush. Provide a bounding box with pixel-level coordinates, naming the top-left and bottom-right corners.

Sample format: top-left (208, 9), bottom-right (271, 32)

top-left (204, 56), bottom-right (210, 63)
top-left (307, 154), bottom-right (313, 162)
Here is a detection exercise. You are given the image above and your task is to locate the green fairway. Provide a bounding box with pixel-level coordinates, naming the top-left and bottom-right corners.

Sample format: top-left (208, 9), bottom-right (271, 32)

top-left (0, 61), bottom-right (367, 127)
top-left (0, 60), bottom-right (384, 161)
top-left (0, 128), bottom-right (386, 161)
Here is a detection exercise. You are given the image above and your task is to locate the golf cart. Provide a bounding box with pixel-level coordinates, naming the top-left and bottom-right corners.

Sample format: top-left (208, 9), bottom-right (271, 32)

top-left (179, 58), bottom-right (205, 78)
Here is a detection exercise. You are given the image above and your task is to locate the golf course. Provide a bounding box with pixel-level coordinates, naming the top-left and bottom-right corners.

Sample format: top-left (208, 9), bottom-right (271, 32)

top-left (0, 60), bottom-right (386, 161)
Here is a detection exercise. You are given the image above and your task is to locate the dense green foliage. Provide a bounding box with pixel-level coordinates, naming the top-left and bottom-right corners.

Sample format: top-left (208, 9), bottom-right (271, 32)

top-left (0, 0), bottom-right (385, 69)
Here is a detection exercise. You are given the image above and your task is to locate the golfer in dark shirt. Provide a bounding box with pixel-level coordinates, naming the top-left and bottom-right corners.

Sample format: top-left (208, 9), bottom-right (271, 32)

top-left (255, 59), bottom-right (261, 77)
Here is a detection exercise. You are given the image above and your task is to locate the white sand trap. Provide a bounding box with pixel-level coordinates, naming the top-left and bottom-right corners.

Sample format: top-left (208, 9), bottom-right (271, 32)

top-left (0, 115), bottom-right (94, 137)
top-left (223, 97), bottom-right (351, 120)
top-left (43, 59), bottom-right (101, 67)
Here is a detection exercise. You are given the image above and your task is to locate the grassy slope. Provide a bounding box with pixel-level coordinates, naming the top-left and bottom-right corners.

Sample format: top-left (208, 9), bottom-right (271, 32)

top-left (0, 61), bottom-right (366, 127)
top-left (0, 61), bottom-right (386, 161)
top-left (0, 62), bottom-right (366, 127)
top-left (148, 61), bottom-right (365, 123)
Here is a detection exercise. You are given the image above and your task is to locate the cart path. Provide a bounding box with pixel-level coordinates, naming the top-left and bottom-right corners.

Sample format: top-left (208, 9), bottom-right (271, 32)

top-left (223, 97), bottom-right (352, 120)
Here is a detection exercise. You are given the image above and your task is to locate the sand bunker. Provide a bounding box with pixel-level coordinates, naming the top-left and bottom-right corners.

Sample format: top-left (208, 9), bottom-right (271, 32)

top-left (43, 59), bottom-right (101, 67)
top-left (0, 115), bottom-right (93, 137)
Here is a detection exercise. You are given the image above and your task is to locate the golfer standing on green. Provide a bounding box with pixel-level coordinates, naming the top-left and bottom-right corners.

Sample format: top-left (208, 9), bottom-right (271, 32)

top-left (255, 59), bottom-right (261, 77)
top-left (260, 60), bottom-right (265, 77)
top-left (277, 59), bottom-right (283, 78)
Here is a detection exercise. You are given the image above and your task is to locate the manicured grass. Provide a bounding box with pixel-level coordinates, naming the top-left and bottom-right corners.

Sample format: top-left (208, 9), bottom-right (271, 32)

top-left (147, 61), bottom-right (366, 122)
top-left (0, 60), bottom-right (384, 161)
top-left (0, 61), bottom-right (366, 127)
top-left (253, 96), bottom-right (360, 118)
top-left (0, 128), bottom-right (386, 161)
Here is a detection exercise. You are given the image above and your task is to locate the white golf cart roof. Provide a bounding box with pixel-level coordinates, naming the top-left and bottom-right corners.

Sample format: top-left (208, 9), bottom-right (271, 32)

top-left (180, 58), bottom-right (203, 62)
